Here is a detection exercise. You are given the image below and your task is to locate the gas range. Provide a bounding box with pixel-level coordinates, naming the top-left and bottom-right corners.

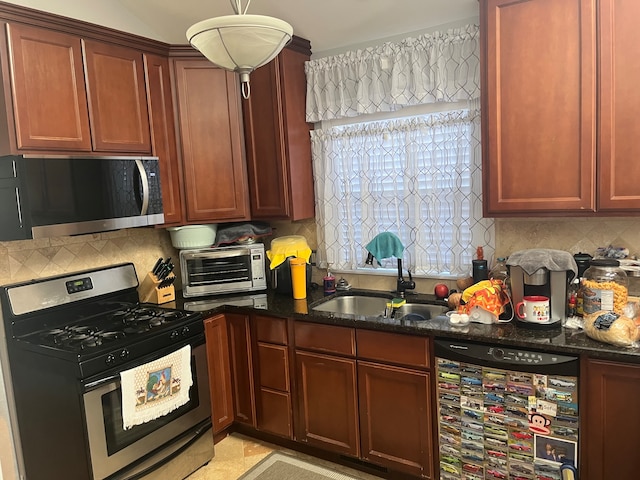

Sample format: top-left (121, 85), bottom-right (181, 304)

top-left (0, 263), bottom-right (213, 480)
top-left (2, 263), bottom-right (204, 379)
top-left (33, 304), bottom-right (198, 351)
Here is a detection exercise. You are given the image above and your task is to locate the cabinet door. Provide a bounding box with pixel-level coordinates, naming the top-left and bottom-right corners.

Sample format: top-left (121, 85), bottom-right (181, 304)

top-left (358, 362), bottom-right (434, 478)
top-left (82, 40), bottom-right (151, 153)
top-left (203, 314), bottom-right (233, 434)
top-left (227, 313), bottom-right (255, 426)
top-left (4, 23), bottom-right (91, 153)
top-left (144, 53), bottom-right (183, 224)
top-left (256, 344), bottom-right (292, 438)
top-left (295, 350), bottom-right (359, 456)
top-left (481, 0), bottom-right (596, 215)
top-left (583, 359), bottom-right (640, 479)
top-left (243, 58), bottom-right (288, 218)
top-left (243, 45), bottom-right (314, 220)
top-left (597, 0), bottom-right (640, 211)
top-left (173, 59), bottom-right (249, 223)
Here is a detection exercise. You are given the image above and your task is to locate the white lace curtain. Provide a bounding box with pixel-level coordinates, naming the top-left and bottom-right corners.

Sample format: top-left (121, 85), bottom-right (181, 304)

top-left (306, 24), bottom-right (480, 122)
top-left (311, 106), bottom-right (494, 276)
top-left (307, 23), bottom-right (495, 277)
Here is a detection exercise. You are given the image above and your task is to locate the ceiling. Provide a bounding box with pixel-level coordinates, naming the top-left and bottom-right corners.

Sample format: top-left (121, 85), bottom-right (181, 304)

top-left (125, 0), bottom-right (478, 52)
top-left (116, 0), bottom-right (479, 55)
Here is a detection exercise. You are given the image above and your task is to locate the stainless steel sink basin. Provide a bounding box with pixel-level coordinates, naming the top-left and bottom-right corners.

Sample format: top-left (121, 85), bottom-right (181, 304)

top-left (311, 295), bottom-right (390, 317)
top-left (394, 303), bottom-right (449, 321)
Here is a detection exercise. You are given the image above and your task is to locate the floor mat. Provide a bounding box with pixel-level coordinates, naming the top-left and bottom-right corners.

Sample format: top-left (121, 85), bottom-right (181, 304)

top-left (237, 451), bottom-right (367, 480)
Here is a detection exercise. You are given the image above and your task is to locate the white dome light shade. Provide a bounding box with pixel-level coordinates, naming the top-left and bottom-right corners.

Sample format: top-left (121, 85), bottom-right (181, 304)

top-left (187, 14), bottom-right (293, 97)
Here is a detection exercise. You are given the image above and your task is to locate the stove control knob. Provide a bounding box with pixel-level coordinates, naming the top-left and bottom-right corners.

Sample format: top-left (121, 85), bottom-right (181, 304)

top-left (120, 349), bottom-right (129, 360)
top-left (105, 354), bottom-right (116, 365)
top-left (170, 330), bottom-right (180, 339)
top-left (181, 326), bottom-right (190, 336)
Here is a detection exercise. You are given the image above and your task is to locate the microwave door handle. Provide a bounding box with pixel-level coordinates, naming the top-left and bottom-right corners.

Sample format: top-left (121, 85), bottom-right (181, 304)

top-left (15, 187), bottom-right (23, 228)
top-left (134, 159), bottom-right (150, 215)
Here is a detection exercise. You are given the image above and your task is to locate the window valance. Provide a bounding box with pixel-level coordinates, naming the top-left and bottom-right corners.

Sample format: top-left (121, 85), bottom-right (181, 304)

top-left (305, 24), bottom-right (480, 122)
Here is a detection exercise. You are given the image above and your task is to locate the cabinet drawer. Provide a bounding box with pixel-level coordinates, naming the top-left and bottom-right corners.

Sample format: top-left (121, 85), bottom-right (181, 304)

top-left (257, 344), bottom-right (289, 391)
top-left (254, 315), bottom-right (287, 345)
top-left (257, 389), bottom-right (292, 439)
top-left (294, 322), bottom-right (356, 356)
top-left (356, 330), bottom-right (430, 368)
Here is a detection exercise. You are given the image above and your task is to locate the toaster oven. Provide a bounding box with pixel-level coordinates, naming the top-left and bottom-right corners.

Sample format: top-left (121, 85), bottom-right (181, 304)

top-left (179, 244), bottom-right (267, 297)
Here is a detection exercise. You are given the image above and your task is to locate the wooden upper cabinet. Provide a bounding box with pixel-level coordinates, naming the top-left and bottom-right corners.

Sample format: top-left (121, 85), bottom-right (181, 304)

top-left (242, 39), bottom-right (315, 221)
top-left (2, 22), bottom-right (92, 154)
top-left (1, 22), bottom-right (154, 156)
top-left (172, 58), bottom-right (249, 223)
top-left (144, 53), bottom-right (183, 225)
top-left (481, 0), bottom-right (597, 215)
top-left (82, 39), bottom-right (151, 153)
top-left (597, 0), bottom-right (640, 211)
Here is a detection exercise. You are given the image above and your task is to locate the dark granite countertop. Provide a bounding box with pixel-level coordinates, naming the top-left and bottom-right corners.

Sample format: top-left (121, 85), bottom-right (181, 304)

top-left (171, 287), bottom-right (640, 364)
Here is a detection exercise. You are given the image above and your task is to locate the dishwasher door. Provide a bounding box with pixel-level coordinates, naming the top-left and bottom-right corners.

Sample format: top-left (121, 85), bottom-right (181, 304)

top-left (434, 339), bottom-right (579, 480)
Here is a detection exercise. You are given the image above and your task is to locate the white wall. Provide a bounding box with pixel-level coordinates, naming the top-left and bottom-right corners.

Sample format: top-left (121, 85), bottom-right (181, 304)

top-left (1, 0), bottom-right (164, 41)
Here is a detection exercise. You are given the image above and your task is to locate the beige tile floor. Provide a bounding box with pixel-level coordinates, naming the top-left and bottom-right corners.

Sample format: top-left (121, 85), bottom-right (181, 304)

top-left (185, 433), bottom-right (383, 480)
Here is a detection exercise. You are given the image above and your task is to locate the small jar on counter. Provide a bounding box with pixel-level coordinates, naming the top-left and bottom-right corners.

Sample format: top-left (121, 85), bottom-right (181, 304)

top-left (581, 258), bottom-right (628, 315)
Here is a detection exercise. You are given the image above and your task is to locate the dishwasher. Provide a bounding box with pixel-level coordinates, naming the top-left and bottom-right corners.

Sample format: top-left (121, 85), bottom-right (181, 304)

top-left (434, 339), bottom-right (579, 480)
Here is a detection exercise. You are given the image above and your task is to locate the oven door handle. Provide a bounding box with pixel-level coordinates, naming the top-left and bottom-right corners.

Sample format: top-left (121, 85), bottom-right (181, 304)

top-left (84, 334), bottom-right (205, 391)
top-left (85, 374), bottom-right (121, 390)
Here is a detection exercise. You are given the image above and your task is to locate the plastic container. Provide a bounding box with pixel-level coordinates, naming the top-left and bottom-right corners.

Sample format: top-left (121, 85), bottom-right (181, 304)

top-left (167, 224), bottom-right (217, 249)
top-left (290, 257), bottom-right (308, 299)
top-left (582, 258), bottom-right (628, 315)
top-left (266, 235), bottom-right (311, 270)
top-left (489, 257), bottom-right (509, 282)
top-left (472, 259), bottom-right (488, 283)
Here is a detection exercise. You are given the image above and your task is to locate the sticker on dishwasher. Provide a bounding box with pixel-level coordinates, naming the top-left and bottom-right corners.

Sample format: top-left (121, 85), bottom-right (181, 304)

top-left (528, 409), bottom-right (551, 435)
top-left (534, 399), bottom-right (557, 418)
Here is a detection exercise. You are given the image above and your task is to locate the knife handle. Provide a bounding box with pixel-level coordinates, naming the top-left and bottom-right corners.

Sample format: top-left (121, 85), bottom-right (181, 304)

top-left (152, 257), bottom-right (163, 275)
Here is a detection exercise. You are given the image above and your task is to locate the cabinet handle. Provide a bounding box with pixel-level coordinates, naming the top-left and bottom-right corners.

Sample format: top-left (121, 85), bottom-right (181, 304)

top-left (134, 159), bottom-right (149, 215)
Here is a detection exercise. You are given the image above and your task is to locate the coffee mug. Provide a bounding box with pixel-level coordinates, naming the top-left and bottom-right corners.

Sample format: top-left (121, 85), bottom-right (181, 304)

top-left (516, 295), bottom-right (550, 322)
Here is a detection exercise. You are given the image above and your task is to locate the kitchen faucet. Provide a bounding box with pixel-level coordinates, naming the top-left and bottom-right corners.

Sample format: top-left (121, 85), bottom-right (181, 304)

top-left (396, 258), bottom-right (415, 297)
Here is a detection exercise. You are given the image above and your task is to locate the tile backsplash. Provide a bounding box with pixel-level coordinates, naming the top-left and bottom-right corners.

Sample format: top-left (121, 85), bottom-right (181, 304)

top-left (0, 228), bottom-right (178, 287)
top-left (2, 216), bottom-right (640, 294)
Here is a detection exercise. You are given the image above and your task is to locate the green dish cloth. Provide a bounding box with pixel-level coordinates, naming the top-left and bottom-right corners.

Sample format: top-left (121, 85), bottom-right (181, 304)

top-left (366, 232), bottom-right (404, 261)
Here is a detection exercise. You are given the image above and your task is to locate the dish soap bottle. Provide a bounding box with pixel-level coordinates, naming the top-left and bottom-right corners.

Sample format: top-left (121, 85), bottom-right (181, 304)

top-left (323, 270), bottom-right (336, 295)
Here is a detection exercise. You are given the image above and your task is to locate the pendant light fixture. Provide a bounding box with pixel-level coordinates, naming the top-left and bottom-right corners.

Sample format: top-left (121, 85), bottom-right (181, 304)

top-left (186, 0), bottom-right (293, 98)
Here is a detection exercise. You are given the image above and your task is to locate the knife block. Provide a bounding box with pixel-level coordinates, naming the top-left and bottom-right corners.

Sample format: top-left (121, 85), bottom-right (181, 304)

top-left (139, 271), bottom-right (176, 304)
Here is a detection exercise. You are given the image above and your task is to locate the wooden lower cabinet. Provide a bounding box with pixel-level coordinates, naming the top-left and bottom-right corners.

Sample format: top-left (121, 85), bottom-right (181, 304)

top-left (583, 358), bottom-right (640, 480)
top-left (227, 313), bottom-right (255, 426)
top-left (254, 317), bottom-right (293, 439)
top-left (203, 314), bottom-right (233, 433)
top-left (358, 361), bottom-right (433, 478)
top-left (295, 350), bottom-right (360, 457)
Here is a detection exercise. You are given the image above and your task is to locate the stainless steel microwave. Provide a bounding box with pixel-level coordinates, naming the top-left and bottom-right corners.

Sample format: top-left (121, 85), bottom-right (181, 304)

top-left (0, 155), bottom-right (164, 240)
top-left (180, 244), bottom-right (267, 297)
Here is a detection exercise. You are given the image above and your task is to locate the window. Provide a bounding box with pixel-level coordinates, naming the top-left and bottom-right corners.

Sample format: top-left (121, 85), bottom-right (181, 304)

top-left (311, 103), bottom-right (494, 278)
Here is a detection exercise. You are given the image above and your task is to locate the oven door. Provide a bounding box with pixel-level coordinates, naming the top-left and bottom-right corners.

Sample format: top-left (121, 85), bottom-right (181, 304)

top-left (83, 338), bottom-right (212, 480)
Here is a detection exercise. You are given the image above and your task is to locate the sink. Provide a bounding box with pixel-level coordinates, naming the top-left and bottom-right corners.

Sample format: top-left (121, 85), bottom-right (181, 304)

top-left (394, 303), bottom-right (449, 321)
top-left (311, 294), bottom-right (449, 320)
top-left (311, 295), bottom-right (390, 317)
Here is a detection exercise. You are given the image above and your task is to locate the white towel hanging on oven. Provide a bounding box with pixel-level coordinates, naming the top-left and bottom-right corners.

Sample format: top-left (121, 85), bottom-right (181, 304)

top-left (120, 345), bottom-right (193, 430)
